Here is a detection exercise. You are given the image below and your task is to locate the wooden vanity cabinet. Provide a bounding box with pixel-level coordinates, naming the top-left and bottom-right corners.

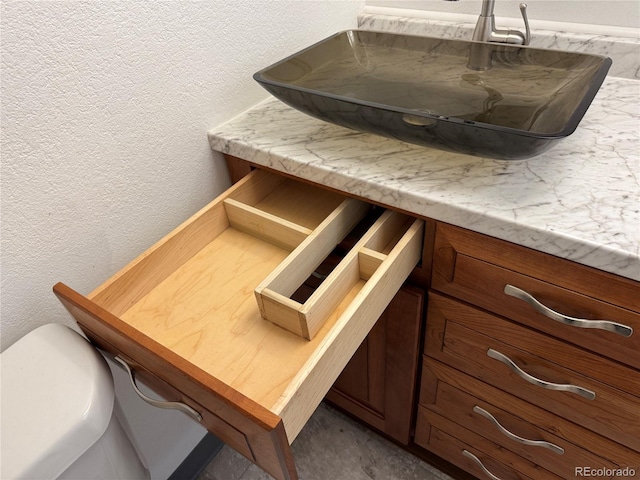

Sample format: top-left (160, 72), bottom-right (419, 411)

top-left (55, 151), bottom-right (639, 480)
top-left (416, 222), bottom-right (640, 480)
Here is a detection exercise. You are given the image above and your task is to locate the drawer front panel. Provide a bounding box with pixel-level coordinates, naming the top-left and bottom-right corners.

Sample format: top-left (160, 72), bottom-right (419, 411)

top-left (420, 361), bottom-right (639, 477)
top-left (415, 408), bottom-right (562, 480)
top-left (426, 294), bottom-right (638, 396)
top-left (432, 223), bottom-right (640, 369)
top-left (112, 354), bottom-right (255, 462)
top-left (425, 293), bottom-right (640, 450)
top-left (54, 285), bottom-right (296, 480)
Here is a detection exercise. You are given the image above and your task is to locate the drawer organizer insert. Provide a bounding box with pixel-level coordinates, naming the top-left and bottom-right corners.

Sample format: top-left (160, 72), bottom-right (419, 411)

top-left (54, 169), bottom-right (424, 447)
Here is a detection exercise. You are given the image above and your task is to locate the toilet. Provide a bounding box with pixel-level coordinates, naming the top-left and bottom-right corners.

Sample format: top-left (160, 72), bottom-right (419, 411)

top-left (1, 323), bottom-right (149, 480)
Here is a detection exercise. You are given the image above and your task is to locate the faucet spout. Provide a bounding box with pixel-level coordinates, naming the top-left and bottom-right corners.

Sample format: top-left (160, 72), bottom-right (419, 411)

top-left (472, 0), bottom-right (530, 45)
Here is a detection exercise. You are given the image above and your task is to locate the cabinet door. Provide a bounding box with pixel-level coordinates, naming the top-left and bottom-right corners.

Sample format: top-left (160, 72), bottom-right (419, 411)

top-left (325, 285), bottom-right (424, 444)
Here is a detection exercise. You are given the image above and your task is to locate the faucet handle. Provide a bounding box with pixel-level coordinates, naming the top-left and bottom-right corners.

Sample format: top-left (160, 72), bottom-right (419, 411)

top-left (519, 3), bottom-right (531, 45)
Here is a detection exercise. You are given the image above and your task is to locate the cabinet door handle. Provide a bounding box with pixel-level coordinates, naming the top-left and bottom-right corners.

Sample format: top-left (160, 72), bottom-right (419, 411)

top-left (487, 348), bottom-right (596, 400)
top-left (504, 284), bottom-right (633, 338)
top-left (115, 356), bottom-right (203, 422)
top-left (462, 450), bottom-right (504, 480)
top-left (473, 405), bottom-right (565, 455)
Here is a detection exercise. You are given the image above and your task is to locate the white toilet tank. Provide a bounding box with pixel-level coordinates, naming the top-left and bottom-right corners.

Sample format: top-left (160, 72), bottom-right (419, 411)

top-left (0, 323), bottom-right (149, 480)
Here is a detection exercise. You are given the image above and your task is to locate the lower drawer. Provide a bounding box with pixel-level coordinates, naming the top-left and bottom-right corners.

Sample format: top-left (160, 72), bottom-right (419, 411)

top-left (431, 222), bottom-right (640, 370)
top-left (54, 170), bottom-right (423, 480)
top-left (420, 360), bottom-right (638, 478)
top-left (425, 293), bottom-right (640, 450)
top-left (415, 408), bottom-right (562, 480)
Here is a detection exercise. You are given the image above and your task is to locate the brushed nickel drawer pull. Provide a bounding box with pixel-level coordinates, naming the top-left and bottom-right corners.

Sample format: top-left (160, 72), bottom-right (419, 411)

top-left (473, 405), bottom-right (565, 455)
top-left (115, 356), bottom-right (203, 422)
top-left (487, 348), bottom-right (596, 400)
top-left (504, 284), bottom-right (633, 337)
top-left (462, 450), bottom-right (503, 480)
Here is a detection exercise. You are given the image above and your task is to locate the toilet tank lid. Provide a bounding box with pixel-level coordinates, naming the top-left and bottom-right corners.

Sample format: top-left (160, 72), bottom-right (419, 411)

top-left (0, 323), bottom-right (115, 479)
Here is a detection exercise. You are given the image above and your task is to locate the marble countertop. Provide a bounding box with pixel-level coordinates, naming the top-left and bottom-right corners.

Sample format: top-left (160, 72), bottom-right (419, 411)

top-left (208, 30), bottom-right (639, 282)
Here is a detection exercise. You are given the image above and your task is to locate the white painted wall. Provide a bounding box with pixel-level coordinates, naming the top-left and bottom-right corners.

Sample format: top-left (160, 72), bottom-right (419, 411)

top-left (3, 0), bottom-right (631, 475)
top-left (1, 1), bottom-right (363, 477)
top-left (366, 0), bottom-right (640, 30)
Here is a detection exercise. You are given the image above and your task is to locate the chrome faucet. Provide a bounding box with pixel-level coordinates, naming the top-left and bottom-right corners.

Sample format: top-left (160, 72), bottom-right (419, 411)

top-left (446, 0), bottom-right (532, 70)
top-left (471, 0), bottom-right (531, 46)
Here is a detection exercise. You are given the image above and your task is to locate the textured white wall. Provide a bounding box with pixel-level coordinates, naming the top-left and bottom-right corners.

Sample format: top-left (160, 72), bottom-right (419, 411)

top-left (366, 0), bottom-right (640, 30)
top-left (1, 1), bottom-right (363, 477)
top-left (1, 0), bottom-right (363, 349)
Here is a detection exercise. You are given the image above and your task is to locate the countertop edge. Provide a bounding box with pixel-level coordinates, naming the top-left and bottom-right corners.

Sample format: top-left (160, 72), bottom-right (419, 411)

top-left (208, 127), bottom-right (640, 283)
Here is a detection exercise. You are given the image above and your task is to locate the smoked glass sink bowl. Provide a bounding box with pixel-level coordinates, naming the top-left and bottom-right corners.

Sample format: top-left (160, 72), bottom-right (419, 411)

top-left (254, 30), bottom-right (611, 160)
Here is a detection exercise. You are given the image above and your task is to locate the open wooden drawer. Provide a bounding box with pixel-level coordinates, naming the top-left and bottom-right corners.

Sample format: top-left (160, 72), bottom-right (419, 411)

top-left (53, 169), bottom-right (423, 480)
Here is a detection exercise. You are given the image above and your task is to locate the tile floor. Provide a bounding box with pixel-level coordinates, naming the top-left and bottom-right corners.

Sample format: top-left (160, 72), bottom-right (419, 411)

top-left (198, 403), bottom-right (454, 480)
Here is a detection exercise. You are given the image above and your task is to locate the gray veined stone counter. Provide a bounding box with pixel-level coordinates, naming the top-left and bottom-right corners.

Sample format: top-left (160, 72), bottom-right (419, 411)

top-left (208, 74), bottom-right (639, 281)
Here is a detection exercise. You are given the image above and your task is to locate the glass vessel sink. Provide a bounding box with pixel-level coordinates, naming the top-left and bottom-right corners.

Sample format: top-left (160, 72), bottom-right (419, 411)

top-left (254, 30), bottom-right (611, 160)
